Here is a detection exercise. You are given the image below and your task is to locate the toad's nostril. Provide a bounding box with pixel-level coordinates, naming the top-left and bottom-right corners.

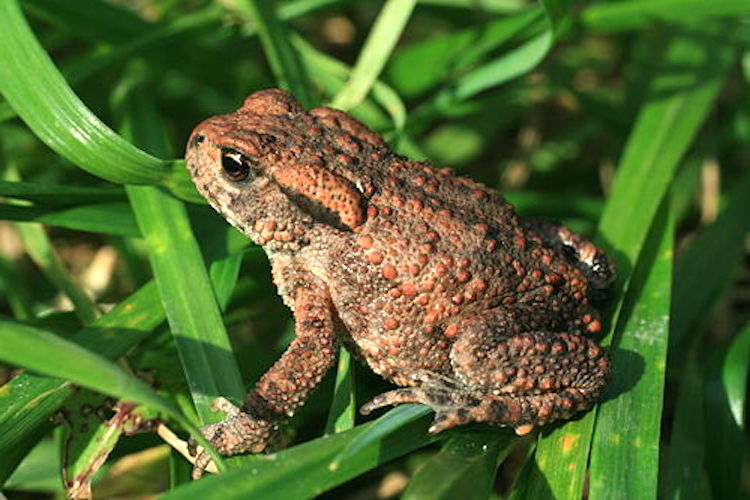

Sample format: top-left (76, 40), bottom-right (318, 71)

top-left (190, 134), bottom-right (206, 149)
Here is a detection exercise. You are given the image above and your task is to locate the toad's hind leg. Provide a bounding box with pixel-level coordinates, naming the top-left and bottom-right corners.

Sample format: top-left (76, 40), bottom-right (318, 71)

top-left (447, 323), bottom-right (611, 435)
top-left (362, 316), bottom-right (610, 436)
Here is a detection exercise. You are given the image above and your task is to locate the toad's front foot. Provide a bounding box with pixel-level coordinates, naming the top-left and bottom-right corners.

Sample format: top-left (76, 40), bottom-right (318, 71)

top-left (188, 397), bottom-right (274, 479)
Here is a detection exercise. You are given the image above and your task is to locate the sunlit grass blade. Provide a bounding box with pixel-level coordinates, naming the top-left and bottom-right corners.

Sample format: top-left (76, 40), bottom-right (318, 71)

top-left (0, 203), bottom-right (139, 237)
top-left (703, 344), bottom-right (743, 498)
top-left (0, 0), bottom-right (166, 184)
top-left (119, 83), bottom-right (244, 421)
top-left (588, 205), bottom-right (673, 499)
top-left (0, 318), bottom-right (225, 471)
top-left (403, 430), bottom-right (513, 500)
top-left (0, 224), bottom-right (247, 482)
top-left (330, 404), bottom-right (431, 470)
top-left (386, 9), bottom-right (541, 99)
top-left (0, 282), bottom-right (162, 482)
top-left (332, 0), bottom-right (417, 110)
top-left (723, 322), bottom-right (750, 428)
top-left (434, 29), bottom-right (550, 109)
top-left (523, 23), bottom-right (735, 499)
top-left (324, 348), bottom-right (356, 434)
top-left (162, 411), bottom-right (435, 499)
top-left (419, 0), bottom-right (525, 12)
top-left (292, 35), bottom-right (405, 131)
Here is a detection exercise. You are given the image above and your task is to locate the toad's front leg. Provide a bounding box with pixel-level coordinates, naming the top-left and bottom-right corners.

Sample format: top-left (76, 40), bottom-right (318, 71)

top-left (191, 272), bottom-right (336, 474)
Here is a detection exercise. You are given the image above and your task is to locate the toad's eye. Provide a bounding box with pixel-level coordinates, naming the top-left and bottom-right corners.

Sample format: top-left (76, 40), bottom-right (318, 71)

top-left (220, 148), bottom-right (255, 182)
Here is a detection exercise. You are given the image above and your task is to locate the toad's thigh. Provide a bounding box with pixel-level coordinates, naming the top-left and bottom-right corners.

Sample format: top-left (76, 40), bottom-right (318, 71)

top-left (449, 318), bottom-right (610, 396)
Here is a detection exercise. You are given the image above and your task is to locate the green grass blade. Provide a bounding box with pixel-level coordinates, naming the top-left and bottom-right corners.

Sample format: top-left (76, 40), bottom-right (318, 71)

top-left (0, 318), bottom-right (224, 471)
top-left (588, 204), bottom-right (673, 499)
top-left (703, 344), bottom-right (743, 498)
top-left (292, 35), bottom-right (404, 131)
top-left (0, 225), bottom-right (247, 481)
top-left (523, 23), bottom-right (735, 500)
top-left (120, 85), bottom-right (244, 421)
top-left (0, 0), bottom-right (167, 184)
top-left (662, 353), bottom-right (708, 499)
top-left (330, 404), bottom-right (431, 469)
top-left (0, 283), bottom-right (162, 482)
top-left (324, 347), bottom-right (356, 434)
top-left (232, 0), bottom-right (314, 107)
top-left (0, 255), bottom-right (34, 321)
top-left (723, 322), bottom-right (750, 428)
top-left (331, 0), bottom-right (417, 110)
top-left (23, 0), bottom-right (151, 43)
top-left (162, 412), bottom-right (435, 499)
top-left (599, 28), bottom-right (735, 264)
top-left (386, 9), bottom-right (542, 99)
top-left (435, 30), bottom-right (551, 107)
top-left (0, 203), bottom-right (139, 237)
top-left (671, 172), bottom-right (750, 350)
top-left (539, 0), bottom-right (576, 37)
top-left (583, 0), bottom-right (750, 33)
top-left (15, 222), bottom-right (99, 324)
top-left (0, 181), bottom-right (125, 205)
top-left (403, 430), bottom-right (512, 500)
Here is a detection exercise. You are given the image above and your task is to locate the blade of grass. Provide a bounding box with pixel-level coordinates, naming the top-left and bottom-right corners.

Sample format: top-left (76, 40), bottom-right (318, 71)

top-left (324, 348), bottom-right (356, 434)
top-left (522, 23), bottom-right (735, 500)
top-left (588, 203), bottom-right (673, 499)
top-left (118, 79), bottom-right (244, 421)
top-left (662, 350), bottom-right (709, 499)
top-left (433, 29), bottom-right (551, 109)
top-left (0, 318), bottom-right (225, 472)
top-left (582, 0), bottom-right (750, 33)
top-left (330, 404), bottom-right (431, 470)
top-left (670, 171), bottom-right (750, 351)
top-left (420, 0), bottom-right (525, 11)
top-left (703, 341), bottom-right (743, 498)
top-left (3, 165), bottom-right (99, 323)
top-left (403, 430), bottom-right (513, 500)
top-left (23, 0), bottom-right (151, 43)
top-left (162, 410), bottom-right (435, 499)
top-left (0, 283), bottom-right (161, 484)
top-left (723, 322), bottom-right (750, 429)
top-left (0, 0), bottom-right (167, 184)
top-left (0, 203), bottom-right (139, 237)
top-left (292, 34), bottom-right (404, 131)
top-left (0, 230), bottom-right (246, 483)
top-left (386, 9), bottom-right (542, 99)
top-left (331, 0), bottom-right (417, 110)
top-left (230, 0), bottom-right (314, 107)
top-left (15, 222), bottom-right (99, 324)
top-left (0, 181), bottom-right (125, 205)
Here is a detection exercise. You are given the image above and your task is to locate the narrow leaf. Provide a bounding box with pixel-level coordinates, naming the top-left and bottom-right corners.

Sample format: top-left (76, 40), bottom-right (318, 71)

top-left (0, 0), bottom-right (167, 184)
top-left (332, 0), bottom-right (417, 110)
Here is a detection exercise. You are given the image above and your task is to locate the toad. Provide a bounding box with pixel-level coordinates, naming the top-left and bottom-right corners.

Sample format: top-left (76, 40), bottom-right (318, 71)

top-left (185, 89), bottom-right (614, 467)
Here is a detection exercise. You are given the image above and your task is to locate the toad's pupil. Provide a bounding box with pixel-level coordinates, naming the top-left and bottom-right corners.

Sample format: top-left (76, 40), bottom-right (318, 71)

top-left (221, 148), bottom-right (252, 182)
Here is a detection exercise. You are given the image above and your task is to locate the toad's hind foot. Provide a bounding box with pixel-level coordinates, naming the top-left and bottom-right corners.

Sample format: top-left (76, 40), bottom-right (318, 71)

top-left (360, 383), bottom-right (486, 435)
top-left (361, 385), bottom-right (602, 438)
